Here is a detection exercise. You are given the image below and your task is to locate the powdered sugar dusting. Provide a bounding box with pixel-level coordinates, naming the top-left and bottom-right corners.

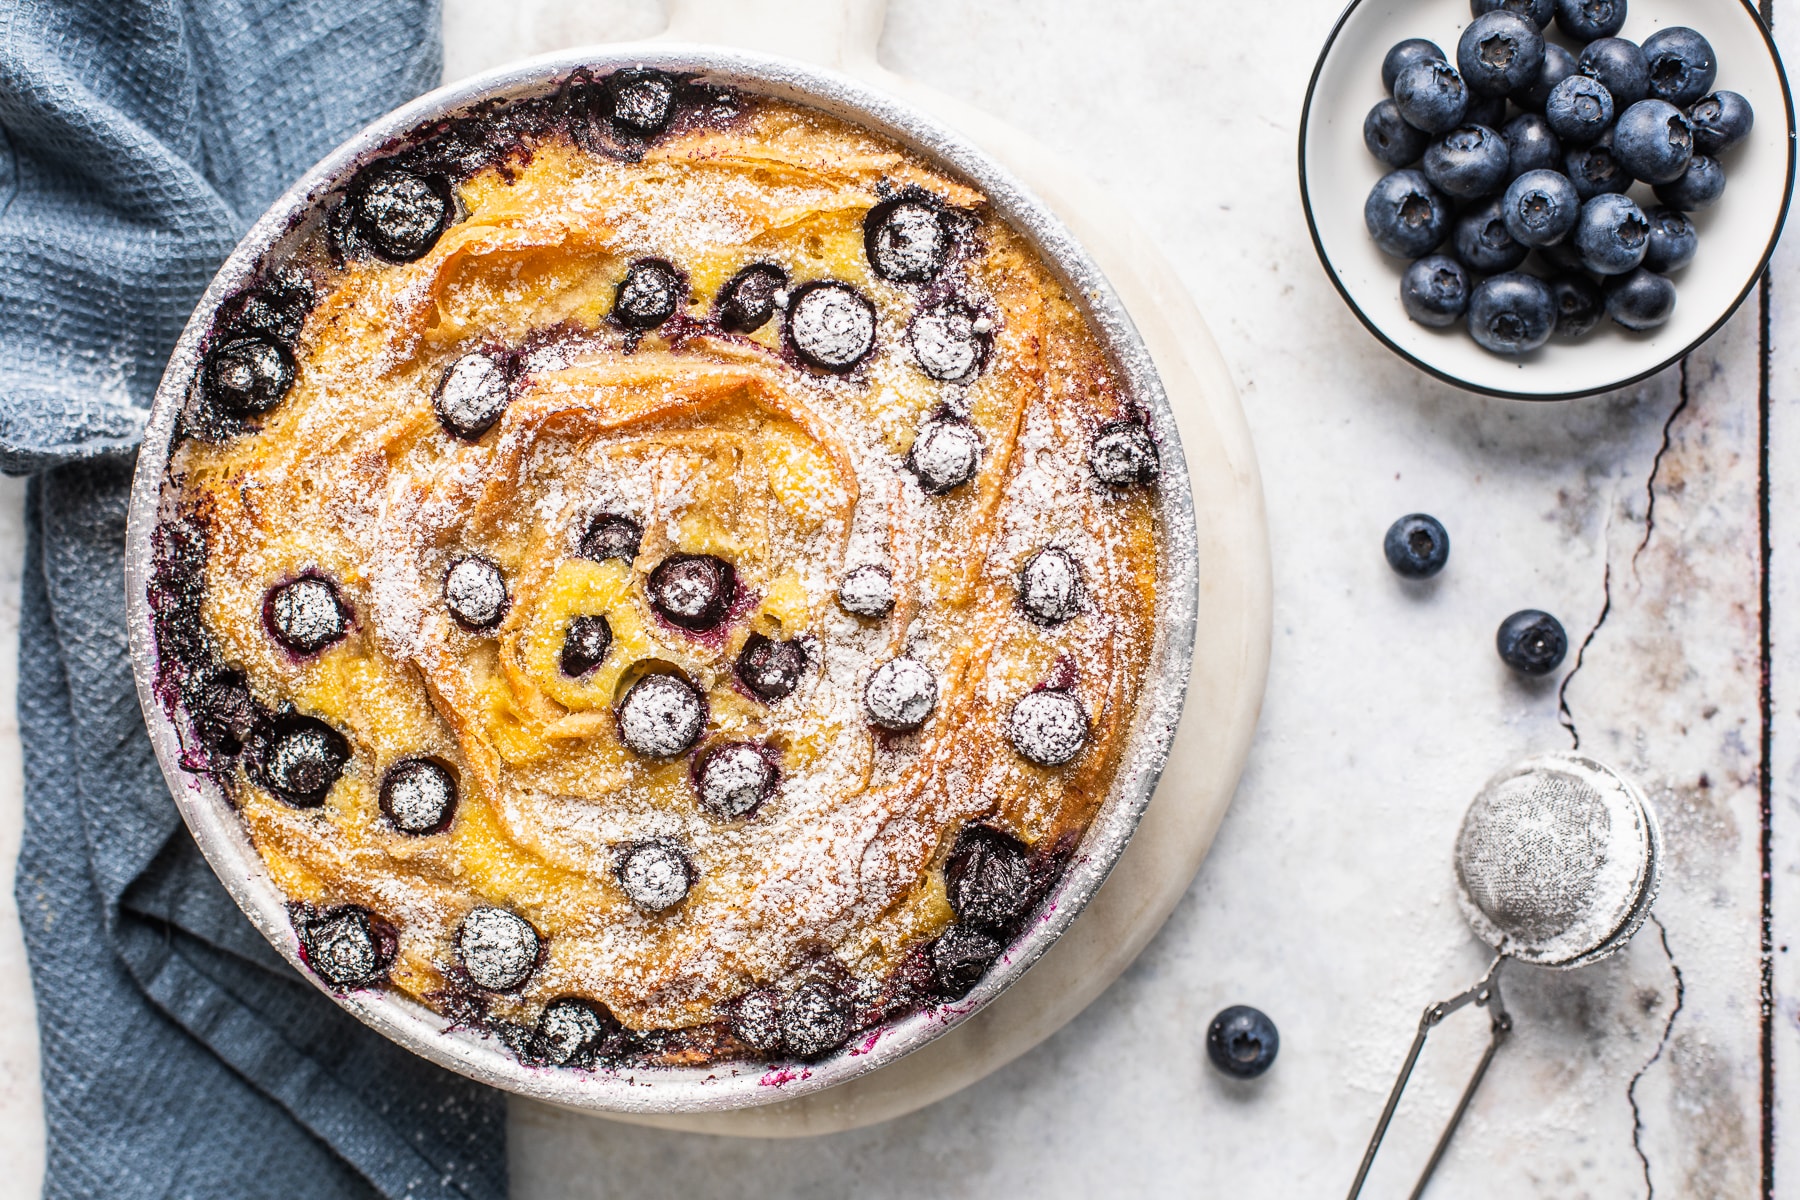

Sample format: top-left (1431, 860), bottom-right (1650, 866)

top-left (164, 96), bottom-right (1163, 1051)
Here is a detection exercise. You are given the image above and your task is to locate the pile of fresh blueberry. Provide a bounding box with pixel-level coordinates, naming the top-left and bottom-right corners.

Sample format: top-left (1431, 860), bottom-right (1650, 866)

top-left (1362, 0), bottom-right (1754, 355)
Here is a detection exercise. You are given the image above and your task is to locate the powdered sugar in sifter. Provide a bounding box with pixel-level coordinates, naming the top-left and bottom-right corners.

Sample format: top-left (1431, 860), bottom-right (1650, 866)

top-left (1347, 752), bottom-right (1663, 1199)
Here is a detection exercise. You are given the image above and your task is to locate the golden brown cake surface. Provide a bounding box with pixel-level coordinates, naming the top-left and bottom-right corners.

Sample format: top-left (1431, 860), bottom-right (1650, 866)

top-left (154, 73), bottom-right (1163, 1068)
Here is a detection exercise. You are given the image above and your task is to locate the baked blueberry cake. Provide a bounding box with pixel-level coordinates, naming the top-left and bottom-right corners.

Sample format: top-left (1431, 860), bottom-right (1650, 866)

top-left (150, 67), bottom-right (1164, 1071)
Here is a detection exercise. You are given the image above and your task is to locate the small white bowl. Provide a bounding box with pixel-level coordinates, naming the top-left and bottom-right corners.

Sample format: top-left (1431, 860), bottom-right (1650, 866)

top-left (1300, 0), bottom-right (1795, 399)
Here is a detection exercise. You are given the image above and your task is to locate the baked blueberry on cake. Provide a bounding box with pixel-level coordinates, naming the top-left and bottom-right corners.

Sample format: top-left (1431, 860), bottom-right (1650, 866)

top-left (150, 68), bottom-right (1165, 1070)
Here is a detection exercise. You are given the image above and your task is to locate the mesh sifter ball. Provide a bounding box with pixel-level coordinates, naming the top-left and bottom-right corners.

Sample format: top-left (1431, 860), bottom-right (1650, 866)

top-left (1454, 753), bottom-right (1662, 969)
top-left (1348, 752), bottom-right (1662, 1200)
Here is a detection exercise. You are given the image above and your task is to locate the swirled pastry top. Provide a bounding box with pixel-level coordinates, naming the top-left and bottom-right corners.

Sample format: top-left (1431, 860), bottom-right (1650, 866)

top-left (153, 74), bottom-right (1165, 1069)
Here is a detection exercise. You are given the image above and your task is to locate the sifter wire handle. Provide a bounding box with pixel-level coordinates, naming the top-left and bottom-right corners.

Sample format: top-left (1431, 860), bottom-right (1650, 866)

top-left (1346, 955), bottom-right (1511, 1200)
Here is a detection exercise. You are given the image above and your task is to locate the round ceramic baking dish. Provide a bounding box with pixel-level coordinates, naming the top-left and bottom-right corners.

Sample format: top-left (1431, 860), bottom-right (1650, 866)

top-left (123, 44), bottom-right (1200, 1114)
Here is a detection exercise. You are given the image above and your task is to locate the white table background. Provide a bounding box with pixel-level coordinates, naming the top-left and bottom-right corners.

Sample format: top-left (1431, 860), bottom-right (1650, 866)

top-left (4, 1), bottom-right (1800, 1194)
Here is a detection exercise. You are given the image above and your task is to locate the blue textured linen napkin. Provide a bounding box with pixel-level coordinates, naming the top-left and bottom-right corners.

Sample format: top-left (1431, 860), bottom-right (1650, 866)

top-left (0, 3), bottom-right (508, 1196)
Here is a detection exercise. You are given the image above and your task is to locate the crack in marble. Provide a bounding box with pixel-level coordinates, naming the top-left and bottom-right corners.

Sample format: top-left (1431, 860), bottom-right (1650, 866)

top-left (1629, 915), bottom-right (1687, 1199)
top-left (1634, 360), bottom-right (1692, 576)
top-left (1558, 558), bottom-right (1613, 751)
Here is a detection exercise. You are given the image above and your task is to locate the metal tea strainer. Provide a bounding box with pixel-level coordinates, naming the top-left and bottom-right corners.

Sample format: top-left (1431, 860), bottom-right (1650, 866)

top-left (1347, 752), bottom-right (1663, 1199)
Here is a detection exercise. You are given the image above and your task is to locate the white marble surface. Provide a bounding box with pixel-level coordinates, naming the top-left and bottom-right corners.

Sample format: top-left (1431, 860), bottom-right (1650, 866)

top-left (1, 0), bottom-right (1797, 1196)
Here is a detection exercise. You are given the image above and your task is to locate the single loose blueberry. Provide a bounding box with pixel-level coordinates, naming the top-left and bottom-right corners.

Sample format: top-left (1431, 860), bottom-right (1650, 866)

top-left (560, 614), bottom-right (613, 677)
top-left (1458, 12), bottom-right (1545, 98)
top-left (616, 839), bottom-right (694, 911)
top-left (1365, 169), bottom-right (1451, 258)
top-left (730, 989), bottom-right (785, 1054)
top-left (1546, 74), bottom-right (1615, 145)
top-left (1502, 113), bottom-right (1563, 177)
top-left (1394, 60), bottom-right (1470, 135)
top-left (1550, 273), bottom-right (1605, 337)
top-left (617, 672), bottom-right (706, 758)
top-left (379, 757), bottom-right (458, 835)
top-left (1008, 689), bottom-right (1089, 766)
top-left (456, 906), bottom-right (541, 992)
top-left (1464, 91), bottom-right (1509, 131)
top-left (1689, 91), bottom-right (1754, 155)
top-left (909, 301), bottom-right (988, 383)
top-left (781, 981), bottom-right (852, 1060)
top-left (1643, 207), bottom-right (1698, 272)
top-left (1090, 420), bottom-right (1160, 486)
top-left (204, 335), bottom-right (295, 418)
top-left (736, 633), bottom-right (807, 701)
top-left (444, 556), bottom-right (508, 630)
top-left (1366, 99), bottom-right (1430, 167)
top-left (787, 281), bottom-right (876, 371)
top-left (1613, 100), bottom-right (1694, 184)
top-left (266, 577), bottom-right (348, 655)
top-left (1382, 38), bottom-right (1446, 94)
top-left (298, 907), bottom-right (392, 989)
top-left (1384, 514), bottom-right (1450, 579)
top-left (908, 417), bottom-right (982, 494)
top-left (1496, 609), bottom-right (1567, 674)
top-left (532, 997), bottom-right (619, 1068)
top-left (1653, 155), bottom-right (1725, 211)
top-left (1467, 272), bottom-right (1556, 355)
top-left (1423, 125), bottom-right (1512, 199)
top-left (1401, 255), bottom-right (1471, 328)
top-left (1502, 169), bottom-right (1581, 247)
top-left (864, 657), bottom-right (937, 731)
top-left (838, 565), bottom-right (895, 618)
top-left (1579, 37), bottom-right (1649, 108)
top-left (945, 826), bottom-right (1033, 932)
top-left (1605, 267), bottom-right (1677, 330)
top-left (1473, 0), bottom-right (1553, 27)
top-left (1207, 1006), bottom-right (1280, 1079)
top-left (1574, 193), bottom-right (1650, 275)
top-left (647, 554), bottom-right (735, 631)
top-left (602, 68), bottom-right (677, 137)
top-left (433, 350), bottom-right (511, 440)
top-left (578, 513), bottom-right (642, 563)
top-left (929, 924), bottom-right (1004, 1000)
top-left (716, 263), bottom-right (787, 333)
top-left (1564, 132), bottom-right (1630, 198)
top-left (1453, 197), bottom-right (1529, 273)
top-left (1020, 547), bottom-right (1082, 625)
top-left (248, 714), bottom-right (350, 808)
top-left (865, 197), bottom-right (952, 283)
top-left (1554, 0), bottom-right (1626, 41)
top-left (613, 259), bottom-right (683, 330)
top-left (695, 742), bottom-right (775, 820)
top-left (1642, 27), bottom-right (1717, 107)
top-left (346, 168), bottom-right (451, 263)
top-left (1512, 42), bottom-right (1577, 111)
